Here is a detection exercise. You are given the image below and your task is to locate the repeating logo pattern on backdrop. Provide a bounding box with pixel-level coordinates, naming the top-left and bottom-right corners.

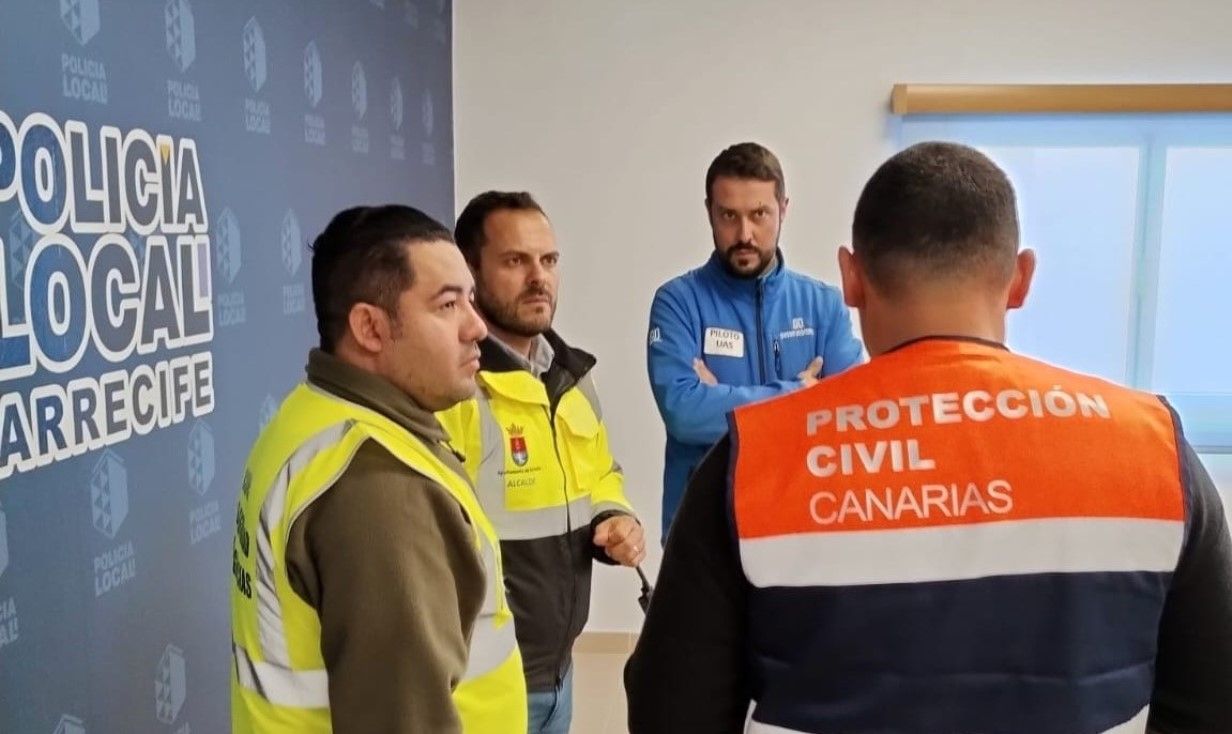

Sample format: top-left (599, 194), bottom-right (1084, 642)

top-left (281, 210), bottom-right (306, 315)
top-left (391, 79), bottom-right (404, 131)
top-left (304, 42), bottom-right (323, 107)
top-left (215, 208), bottom-right (241, 282)
top-left (155, 644), bottom-right (187, 725)
top-left (53, 714), bottom-right (86, 734)
top-left (0, 500), bottom-right (14, 654)
top-left (303, 41), bottom-right (326, 145)
top-left (165, 0), bottom-right (195, 72)
top-left (90, 451), bottom-right (137, 598)
top-left (187, 421), bottom-right (221, 546)
top-left (166, 0), bottom-right (202, 121)
top-left (242, 19), bottom-right (267, 92)
top-left (352, 62), bottom-right (368, 120)
top-left (0, 502), bottom-right (8, 579)
top-left (351, 62), bottom-right (370, 153)
top-left (258, 395), bottom-right (278, 433)
top-left (243, 18), bottom-right (272, 134)
top-left (188, 420), bottom-right (222, 545)
top-left (60, 0), bottom-right (108, 104)
top-left (2, 1), bottom-right (449, 729)
top-left (281, 210), bottom-right (303, 277)
top-left (214, 208), bottom-right (245, 326)
top-left (90, 450), bottom-right (129, 539)
top-left (6, 213), bottom-right (36, 309)
top-left (422, 88), bottom-right (436, 165)
top-left (187, 420), bottom-right (215, 496)
top-left (389, 78), bottom-right (406, 160)
top-left (61, 0), bottom-right (100, 46)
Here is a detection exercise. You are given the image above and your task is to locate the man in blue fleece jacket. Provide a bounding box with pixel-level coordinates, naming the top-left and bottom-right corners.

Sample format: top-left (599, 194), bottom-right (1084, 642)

top-left (646, 142), bottom-right (864, 536)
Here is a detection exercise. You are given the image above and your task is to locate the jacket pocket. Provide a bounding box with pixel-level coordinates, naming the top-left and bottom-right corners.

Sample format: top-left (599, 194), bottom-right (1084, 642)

top-left (555, 392), bottom-right (604, 501)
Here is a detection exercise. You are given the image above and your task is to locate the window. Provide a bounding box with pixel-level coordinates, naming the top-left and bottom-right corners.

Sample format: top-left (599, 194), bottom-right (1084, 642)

top-left (897, 114), bottom-right (1232, 450)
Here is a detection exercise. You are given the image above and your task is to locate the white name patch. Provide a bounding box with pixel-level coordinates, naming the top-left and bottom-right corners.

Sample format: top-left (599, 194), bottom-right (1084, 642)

top-left (704, 328), bottom-right (745, 358)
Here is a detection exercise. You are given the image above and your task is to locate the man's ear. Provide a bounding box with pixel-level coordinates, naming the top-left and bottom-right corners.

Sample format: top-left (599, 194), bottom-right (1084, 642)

top-left (347, 302), bottom-right (392, 353)
top-left (838, 246), bottom-right (865, 309)
top-left (1007, 249), bottom-right (1036, 310)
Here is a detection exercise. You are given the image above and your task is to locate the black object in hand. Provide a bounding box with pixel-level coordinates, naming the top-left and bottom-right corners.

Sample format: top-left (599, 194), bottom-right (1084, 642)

top-left (636, 565), bottom-right (654, 614)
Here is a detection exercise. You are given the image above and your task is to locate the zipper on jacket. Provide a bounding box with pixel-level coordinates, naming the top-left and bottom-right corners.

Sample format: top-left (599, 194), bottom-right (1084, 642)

top-left (547, 402), bottom-right (576, 690)
top-left (773, 339), bottom-right (782, 379)
top-left (756, 281), bottom-right (768, 383)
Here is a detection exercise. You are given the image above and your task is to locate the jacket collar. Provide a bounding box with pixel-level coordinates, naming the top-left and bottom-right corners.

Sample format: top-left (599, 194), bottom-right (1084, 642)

top-left (477, 330), bottom-right (597, 407)
top-left (885, 334), bottom-right (1010, 354)
top-left (478, 329), bottom-right (593, 375)
top-left (305, 348), bottom-right (448, 444)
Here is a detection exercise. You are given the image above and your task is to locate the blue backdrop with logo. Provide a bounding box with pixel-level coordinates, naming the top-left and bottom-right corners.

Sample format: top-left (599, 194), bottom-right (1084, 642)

top-left (0, 1), bottom-right (453, 731)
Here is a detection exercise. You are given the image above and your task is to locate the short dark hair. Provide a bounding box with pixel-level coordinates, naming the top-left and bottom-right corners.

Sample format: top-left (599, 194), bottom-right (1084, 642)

top-left (310, 204), bottom-right (452, 352)
top-left (454, 191), bottom-right (546, 266)
top-left (851, 142), bottom-right (1019, 294)
top-left (705, 142), bottom-right (786, 203)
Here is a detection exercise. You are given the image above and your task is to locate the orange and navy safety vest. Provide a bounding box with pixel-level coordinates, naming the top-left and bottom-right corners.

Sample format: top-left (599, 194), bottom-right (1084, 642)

top-left (729, 337), bottom-right (1186, 734)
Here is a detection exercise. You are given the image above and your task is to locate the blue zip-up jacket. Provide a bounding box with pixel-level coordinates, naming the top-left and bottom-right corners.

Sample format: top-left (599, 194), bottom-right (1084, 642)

top-left (646, 250), bottom-right (863, 534)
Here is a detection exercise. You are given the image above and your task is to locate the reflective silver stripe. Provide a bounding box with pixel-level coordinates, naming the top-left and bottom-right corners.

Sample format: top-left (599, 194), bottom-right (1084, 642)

top-left (575, 372), bottom-right (603, 421)
top-left (476, 531), bottom-right (501, 619)
top-left (746, 721), bottom-right (805, 733)
top-left (746, 707), bottom-right (1148, 734)
top-left (233, 642), bottom-right (329, 709)
top-left (465, 616), bottom-right (518, 680)
top-left (739, 518), bottom-right (1185, 588)
top-left (254, 421), bottom-right (355, 667)
top-left (474, 391), bottom-right (505, 519)
top-left (472, 394), bottom-right (594, 540)
top-left (592, 500), bottom-right (630, 517)
top-left (1105, 706), bottom-right (1149, 733)
top-left (481, 490), bottom-right (592, 541)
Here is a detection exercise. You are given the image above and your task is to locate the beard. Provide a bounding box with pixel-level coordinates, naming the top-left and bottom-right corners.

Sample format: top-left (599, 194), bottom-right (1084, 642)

top-left (476, 283), bottom-right (556, 338)
top-left (720, 241), bottom-right (777, 279)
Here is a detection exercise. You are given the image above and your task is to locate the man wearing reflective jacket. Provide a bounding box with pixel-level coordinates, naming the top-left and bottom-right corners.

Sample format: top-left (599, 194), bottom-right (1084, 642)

top-left (440, 191), bottom-right (644, 734)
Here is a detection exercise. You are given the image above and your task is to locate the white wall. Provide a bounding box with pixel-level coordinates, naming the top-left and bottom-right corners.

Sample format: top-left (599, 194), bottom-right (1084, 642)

top-left (454, 0), bottom-right (1232, 632)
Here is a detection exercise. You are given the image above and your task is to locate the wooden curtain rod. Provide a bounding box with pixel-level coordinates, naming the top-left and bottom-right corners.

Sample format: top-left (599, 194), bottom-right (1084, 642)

top-left (891, 84), bottom-right (1232, 115)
